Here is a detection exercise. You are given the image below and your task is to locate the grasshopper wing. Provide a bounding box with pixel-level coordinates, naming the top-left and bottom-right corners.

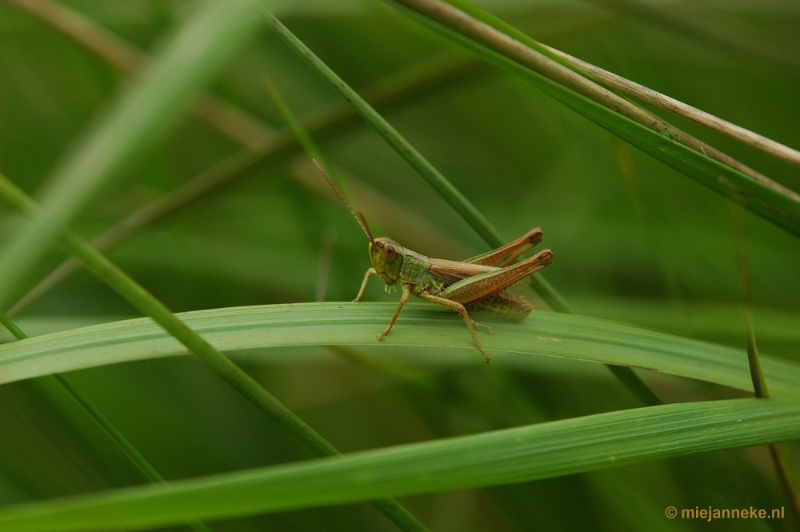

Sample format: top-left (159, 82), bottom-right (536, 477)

top-left (427, 258), bottom-right (498, 286)
top-left (441, 249), bottom-right (553, 305)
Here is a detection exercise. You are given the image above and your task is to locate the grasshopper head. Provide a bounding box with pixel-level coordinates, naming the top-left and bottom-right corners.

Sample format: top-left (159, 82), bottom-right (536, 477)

top-left (370, 237), bottom-right (404, 284)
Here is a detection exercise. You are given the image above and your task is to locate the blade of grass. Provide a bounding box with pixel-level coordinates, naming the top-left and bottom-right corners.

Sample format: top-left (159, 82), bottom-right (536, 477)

top-left (262, 78), bottom-right (354, 210)
top-left (414, 0), bottom-right (789, 192)
top-left (0, 397), bottom-right (798, 531)
top-left (442, 0), bottom-right (800, 169)
top-left (729, 202), bottom-right (800, 518)
top-left (0, 172), bottom-right (432, 532)
top-left (544, 45), bottom-right (800, 168)
top-left (0, 0), bottom-right (265, 312)
top-left (387, 0), bottom-right (800, 238)
top-left (3, 302), bottom-right (800, 398)
top-left (8, 0), bottom-right (274, 150)
top-left (6, 51), bottom-right (480, 317)
top-left (0, 314), bottom-right (213, 532)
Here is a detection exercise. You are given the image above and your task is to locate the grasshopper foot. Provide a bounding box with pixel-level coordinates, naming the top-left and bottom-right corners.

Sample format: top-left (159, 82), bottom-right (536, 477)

top-left (473, 321), bottom-right (494, 335)
top-left (471, 334), bottom-right (491, 363)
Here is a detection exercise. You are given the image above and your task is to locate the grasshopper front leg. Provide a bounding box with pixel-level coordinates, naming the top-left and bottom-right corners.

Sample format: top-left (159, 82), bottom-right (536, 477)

top-left (377, 284), bottom-right (410, 342)
top-left (419, 293), bottom-right (492, 364)
top-left (354, 268), bottom-right (377, 302)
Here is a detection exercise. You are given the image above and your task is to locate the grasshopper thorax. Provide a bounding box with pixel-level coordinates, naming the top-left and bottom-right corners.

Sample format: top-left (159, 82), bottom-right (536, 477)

top-left (369, 237), bottom-right (404, 285)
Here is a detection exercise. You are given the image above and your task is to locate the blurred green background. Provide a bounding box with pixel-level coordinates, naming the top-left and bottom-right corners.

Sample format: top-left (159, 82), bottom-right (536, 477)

top-left (0, 0), bottom-right (798, 530)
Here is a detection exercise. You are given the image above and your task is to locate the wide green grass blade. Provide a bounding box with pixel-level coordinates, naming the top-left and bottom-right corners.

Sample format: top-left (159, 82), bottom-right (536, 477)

top-left (0, 0), bottom-right (265, 310)
top-left (0, 397), bottom-right (798, 531)
top-left (1, 303), bottom-right (799, 397)
top-left (388, 1), bottom-right (800, 239)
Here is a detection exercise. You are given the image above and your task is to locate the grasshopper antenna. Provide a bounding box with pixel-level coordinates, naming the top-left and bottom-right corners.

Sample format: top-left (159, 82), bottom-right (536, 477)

top-left (313, 159), bottom-right (375, 245)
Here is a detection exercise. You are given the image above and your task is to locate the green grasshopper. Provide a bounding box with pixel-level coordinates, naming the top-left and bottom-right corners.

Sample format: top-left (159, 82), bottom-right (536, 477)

top-left (315, 160), bottom-right (552, 363)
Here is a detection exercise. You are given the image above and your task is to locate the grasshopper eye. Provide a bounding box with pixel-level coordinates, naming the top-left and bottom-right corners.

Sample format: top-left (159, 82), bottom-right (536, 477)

top-left (383, 244), bottom-right (397, 262)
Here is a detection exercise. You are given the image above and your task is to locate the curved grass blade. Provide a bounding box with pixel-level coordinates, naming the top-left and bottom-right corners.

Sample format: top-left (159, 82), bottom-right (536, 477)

top-left (2, 303), bottom-right (799, 398)
top-left (0, 397), bottom-right (798, 531)
top-left (0, 0), bottom-right (265, 311)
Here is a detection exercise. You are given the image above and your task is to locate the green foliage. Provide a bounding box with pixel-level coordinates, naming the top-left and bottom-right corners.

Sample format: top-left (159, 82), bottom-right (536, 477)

top-left (0, 1), bottom-right (798, 531)
top-left (2, 398), bottom-right (799, 531)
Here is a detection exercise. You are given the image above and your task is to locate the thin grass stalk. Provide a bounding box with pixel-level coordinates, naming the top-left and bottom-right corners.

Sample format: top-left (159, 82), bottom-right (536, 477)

top-left (265, 10), bottom-right (664, 406)
top-left (388, 0), bottom-right (800, 240)
top-left (0, 172), bottom-right (430, 532)
top-left (262, 79), bottom-right (349, 306)
top-left (397, 0), bottom-right (796, 201)
top-left (442, 0), bottom-right (800, 168)
top-left (729, 202), bottom-right (800, 519)
top-left (729, 204), bottom-right (769, 397)
top-left (262, 78), bottom-right (350, 204)
top-left (0, 313), bottom-right (213, 532)
top-left (608, 148), bottom-right (779, 520)
top-left (6, 53), bottom-right (479, 317)
top-left (544, 46), bottom-right (800, 168)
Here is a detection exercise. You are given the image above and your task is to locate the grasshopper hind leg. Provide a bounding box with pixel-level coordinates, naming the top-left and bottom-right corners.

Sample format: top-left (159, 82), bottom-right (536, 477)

top-left (419, 293), bottom-right (491, 364)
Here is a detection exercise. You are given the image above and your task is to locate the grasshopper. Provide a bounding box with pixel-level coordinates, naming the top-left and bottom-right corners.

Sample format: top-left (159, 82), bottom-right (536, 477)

top-left (315, 160), bottom-right (552, 363)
